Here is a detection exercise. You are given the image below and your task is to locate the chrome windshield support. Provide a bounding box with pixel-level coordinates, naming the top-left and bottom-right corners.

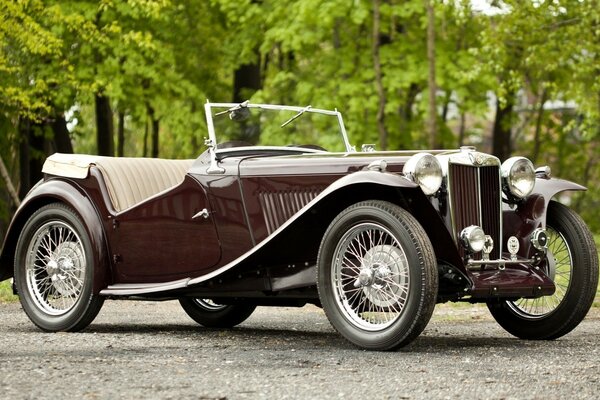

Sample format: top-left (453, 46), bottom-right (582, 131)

top-left (205, 138), bottom-right (225, 174)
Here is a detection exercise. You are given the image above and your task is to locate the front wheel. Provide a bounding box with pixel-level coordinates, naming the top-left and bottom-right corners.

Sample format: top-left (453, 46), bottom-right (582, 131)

top-left (487, 201), bottom-right (599, 339)
top-left (179, 298), bottom-right (256, 328)
top-left (14, 203), bottom-right (104, 331)
top-left (317, 200), bottom-right (438, 351)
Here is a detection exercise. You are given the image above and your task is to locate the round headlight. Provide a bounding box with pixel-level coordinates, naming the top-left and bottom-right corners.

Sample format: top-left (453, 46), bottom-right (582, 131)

top-left (403, 153), bottom-right (443, 195)
top-left (501, 157), bottom-right (535, 199)
top-left (460, 226), bottom-right (486, 253)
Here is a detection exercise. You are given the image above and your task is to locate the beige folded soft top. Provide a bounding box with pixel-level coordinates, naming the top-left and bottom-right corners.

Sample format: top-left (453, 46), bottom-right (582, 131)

top-left (42, 153), bottom-right (194, 212)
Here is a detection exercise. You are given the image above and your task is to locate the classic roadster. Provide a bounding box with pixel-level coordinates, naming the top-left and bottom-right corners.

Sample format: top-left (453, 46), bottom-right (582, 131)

top-left (1, 102), bottom-right (597, 350)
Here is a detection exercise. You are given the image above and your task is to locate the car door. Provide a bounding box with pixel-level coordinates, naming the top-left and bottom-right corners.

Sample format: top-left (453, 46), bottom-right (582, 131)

top-left (112, 176), bottom-right (221, 283)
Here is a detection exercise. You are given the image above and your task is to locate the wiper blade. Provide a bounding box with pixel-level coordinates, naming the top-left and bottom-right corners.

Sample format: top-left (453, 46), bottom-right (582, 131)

top-left (281, 105), bottom-right (311, 127)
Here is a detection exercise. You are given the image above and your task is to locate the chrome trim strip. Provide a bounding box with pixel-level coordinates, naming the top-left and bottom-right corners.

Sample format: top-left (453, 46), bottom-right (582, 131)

top-left (477, 168), bottom-right (483, 227)
top-left (467, 258), bottom-right (534, 267)
top-left (498, 166), bottom-right (504, 257)
top-left (446, 162), bottom-right (457, 242)
top-left (215, 145), bottom-right (326, 157)
top-left (99, 278), bottom-right (190, 296)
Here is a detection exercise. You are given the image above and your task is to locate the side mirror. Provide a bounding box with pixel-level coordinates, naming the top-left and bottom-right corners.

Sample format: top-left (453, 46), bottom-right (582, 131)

top-left (229, 107), bottom-right (250, 122)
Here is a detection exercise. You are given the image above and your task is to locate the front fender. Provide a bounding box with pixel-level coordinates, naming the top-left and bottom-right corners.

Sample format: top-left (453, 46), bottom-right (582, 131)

top-left (533, 177), bottom-right (586, 207)
top-left (503, 177), bottom-right (586, 259)
top-left (188, 170), bottom-right (459, 287)
top-left (0, 179), bottom-right (111, 293)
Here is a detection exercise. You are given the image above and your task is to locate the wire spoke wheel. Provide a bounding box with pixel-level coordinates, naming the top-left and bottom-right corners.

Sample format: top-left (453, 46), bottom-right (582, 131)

top-left (487, 201), bottom-right (598, 340)
top-left (317, 200), bottom-right (437, 351)
top-left (507, 226), bottom-right (571, 318)
top-left (15, 203), bottom-right (104, 332)
top-left (333, 223), bottom-right (410, 331)
top-left (25, 221), bottom-right (86, 315)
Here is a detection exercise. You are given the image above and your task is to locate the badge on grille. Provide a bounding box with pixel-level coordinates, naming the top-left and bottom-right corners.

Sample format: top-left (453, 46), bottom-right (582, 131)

top-left (468, 152), bottom-right (486, 166)
top-left (507, 236), bottom-right (520, 261)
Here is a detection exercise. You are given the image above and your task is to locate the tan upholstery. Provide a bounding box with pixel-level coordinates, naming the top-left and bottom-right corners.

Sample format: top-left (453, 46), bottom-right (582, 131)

top-left (93, 157), bottom-right (194, 212)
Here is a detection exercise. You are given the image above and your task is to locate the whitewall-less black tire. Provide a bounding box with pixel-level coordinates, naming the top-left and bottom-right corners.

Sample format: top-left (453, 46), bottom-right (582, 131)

top-left (14, 203), bottom-right (104, 331)
top-left (487, 201), bottom-right (599, 339)
top-left (179, 298), bottom-right (256, 328)
top-left (317, 200), bottom-right (438, 350)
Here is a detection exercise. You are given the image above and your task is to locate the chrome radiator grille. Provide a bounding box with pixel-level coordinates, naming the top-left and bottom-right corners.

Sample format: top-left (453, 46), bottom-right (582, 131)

top-left (448, 164), bottom-right (502, 259)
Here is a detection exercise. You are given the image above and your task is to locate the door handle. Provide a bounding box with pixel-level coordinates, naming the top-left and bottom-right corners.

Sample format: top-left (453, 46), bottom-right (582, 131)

top-left (192, 208), bottom-right (210, 220)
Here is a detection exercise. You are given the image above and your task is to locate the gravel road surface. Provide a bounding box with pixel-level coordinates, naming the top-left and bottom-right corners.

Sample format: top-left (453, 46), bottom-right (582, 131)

top-left (1, 300), bottom-right (598, 400)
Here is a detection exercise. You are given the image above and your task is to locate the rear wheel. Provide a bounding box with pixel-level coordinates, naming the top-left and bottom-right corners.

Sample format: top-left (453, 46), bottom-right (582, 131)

top-left (487, 201), bottom-right (598, 339)
top-left (14, 203), bottom-right (104, 331)
top-left (179, 298), bottom-right (256, 328)
top-left (317, 200), bottom-right (438, 350)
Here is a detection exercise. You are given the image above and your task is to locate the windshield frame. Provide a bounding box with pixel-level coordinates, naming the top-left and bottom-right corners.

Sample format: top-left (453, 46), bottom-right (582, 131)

top-left (204, 101), bottom-right (354, 153)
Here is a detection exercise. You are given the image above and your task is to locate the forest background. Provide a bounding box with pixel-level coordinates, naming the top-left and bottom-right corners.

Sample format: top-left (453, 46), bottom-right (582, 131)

top-left (0, 0), bottom-right (599, 247)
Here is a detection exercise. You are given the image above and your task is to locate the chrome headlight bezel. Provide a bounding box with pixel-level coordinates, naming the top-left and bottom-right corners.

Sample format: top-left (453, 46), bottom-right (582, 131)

top-left (460, 225), bottom-right (486, 253)
top-left (403, 153), bottom-right (443, 196)
top-left (501, 157), bottom-right (535, 199)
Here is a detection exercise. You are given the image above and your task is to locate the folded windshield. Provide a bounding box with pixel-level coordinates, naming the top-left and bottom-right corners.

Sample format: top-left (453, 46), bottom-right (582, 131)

top-left (205, 102), bottom-right (352, 153)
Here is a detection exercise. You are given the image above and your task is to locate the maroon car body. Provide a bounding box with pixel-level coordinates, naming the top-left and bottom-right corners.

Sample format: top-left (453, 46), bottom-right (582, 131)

top-left (1, 102), bottom-right (597, 350)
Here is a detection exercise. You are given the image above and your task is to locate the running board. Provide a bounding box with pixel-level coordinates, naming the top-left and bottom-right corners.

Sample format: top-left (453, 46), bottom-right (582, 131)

top-left (100, 278), bottom-right (190, 296)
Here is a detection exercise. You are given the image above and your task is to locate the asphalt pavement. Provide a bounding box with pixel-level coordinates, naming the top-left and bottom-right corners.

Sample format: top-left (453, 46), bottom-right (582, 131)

top-left (1, 300), bottom-right (598, 399)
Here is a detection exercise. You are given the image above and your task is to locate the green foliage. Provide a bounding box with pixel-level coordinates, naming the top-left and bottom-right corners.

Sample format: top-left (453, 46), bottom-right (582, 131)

top-left (0, 280), bottom-right (17, 303)
top-left (0, 0), bottom-right (598, 235)
top-left (595, 234), bottom-right (600, 308)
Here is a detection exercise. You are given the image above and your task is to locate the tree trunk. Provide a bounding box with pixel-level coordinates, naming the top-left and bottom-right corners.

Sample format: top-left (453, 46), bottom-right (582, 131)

top-left (152, 118), bottom-right (159, 158)
top-left (147, 105), bottom-right (159, 158)
top-left (117, 110), bottom-right (125, 157)
top-left (458, 111), bottom-right (466, 147)
top-left (18, 119), bottom-right (44, 199)
top-left (492, 94), bottom-right (514, 161)
top-left (95, 93), bottom-right (114, 156)
top-left (398, 83), bottom-right (420, 149)
top-left (0, 155), bottom-right (20, 207)
top-left (232, 53), bottom-right (262, 143)
top-left (531, 88), bottom-right (547, 163)
top-left (18, 120), bottom-right (30, 200)
top-left (441, 90), bottom-right (452, 123)
top-left (372, 0), bottom-right (388, 151)
top-left (233, 60), bottom-right (261, 103)
top-left (51, 113), bottom-right (73, 154)
top-left (426, 0), bottom-right (437, 148)
top-left (143, 117), bottom-right (149, 158)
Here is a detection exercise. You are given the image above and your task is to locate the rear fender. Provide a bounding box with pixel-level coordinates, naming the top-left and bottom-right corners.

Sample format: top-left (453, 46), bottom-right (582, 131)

top-left (0, 179), bottom-right (111, 293)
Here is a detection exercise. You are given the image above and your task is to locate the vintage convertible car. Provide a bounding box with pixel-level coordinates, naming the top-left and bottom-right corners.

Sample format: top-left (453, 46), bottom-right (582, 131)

top-left (1, 102), bottom-right (597, 350)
